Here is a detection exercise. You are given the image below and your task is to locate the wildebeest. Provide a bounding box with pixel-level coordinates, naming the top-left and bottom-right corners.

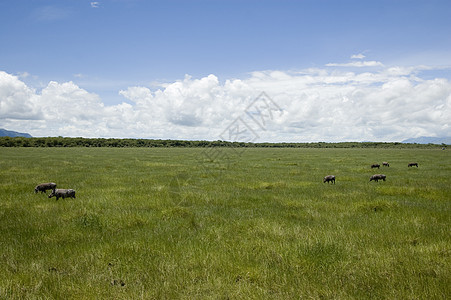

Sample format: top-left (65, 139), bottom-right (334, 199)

top-left (408, 162), bottom-right (418, 167)
top-left (323, 175), bottom-right (335, 184)
top-left (382, 162), bottom-right (389, 167)
top-left (48, 189), bottom-right (76, 200)
top-left (35, 182), bottom-right (57, 193)
top-left (370, 174), bottom-right (386, 182)
top-left (371, 164), bottom-right (380, 169)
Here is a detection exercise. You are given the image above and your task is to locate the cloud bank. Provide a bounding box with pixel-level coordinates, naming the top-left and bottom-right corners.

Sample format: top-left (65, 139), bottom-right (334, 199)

top-left (1, 63), bottom-right (450, 142)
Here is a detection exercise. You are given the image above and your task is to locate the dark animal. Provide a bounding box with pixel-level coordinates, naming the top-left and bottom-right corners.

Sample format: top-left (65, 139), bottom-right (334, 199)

top-left (408, 162), bottom-right (418, 167)
top-left (48, 189), bottom-right (76, 200)
top-left (382, 162), bottom-right (389, 167)
top-left (371, 164), bottom-right (380, 169)
top-left (370, 174), bottom-right (386, 182)
top-left (35, 182), bottom-right (57, 193)
top-left (323, 175), bottom-right (335, 184)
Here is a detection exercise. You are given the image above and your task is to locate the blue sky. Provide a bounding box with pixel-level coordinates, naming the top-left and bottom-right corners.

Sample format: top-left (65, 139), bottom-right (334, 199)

top-left (0, 0), bottom-right (450, 141)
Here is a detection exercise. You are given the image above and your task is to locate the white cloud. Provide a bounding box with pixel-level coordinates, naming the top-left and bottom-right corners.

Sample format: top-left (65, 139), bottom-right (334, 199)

top-left (326, 61), bottom-right (384, 67)
top-left (351, 53), bottom-right (366, 59)
top-left (1, 64), bottom-right (450, 142)
top-left (17, 72), bottom-right (30, 79)
top-left (90, 2), bottom-right (100, 8)
top-left (0, 71), bottom-right (42, 120)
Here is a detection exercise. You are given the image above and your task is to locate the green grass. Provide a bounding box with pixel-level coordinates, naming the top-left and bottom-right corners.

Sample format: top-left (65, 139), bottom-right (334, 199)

top-left (0, 147), bottom-right (450, 299)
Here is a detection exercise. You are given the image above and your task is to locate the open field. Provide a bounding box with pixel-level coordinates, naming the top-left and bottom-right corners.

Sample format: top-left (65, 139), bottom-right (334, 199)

top-left (0, 147), bottom-right (450, 299)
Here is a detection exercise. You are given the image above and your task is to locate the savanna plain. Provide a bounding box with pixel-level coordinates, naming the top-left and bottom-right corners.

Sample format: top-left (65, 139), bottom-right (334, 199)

top-left (0, 147), bottom-right (449, 299)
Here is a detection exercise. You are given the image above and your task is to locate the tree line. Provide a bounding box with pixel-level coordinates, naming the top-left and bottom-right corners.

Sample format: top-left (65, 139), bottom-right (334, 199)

top-left (0, 136), bottom-right (446, 148)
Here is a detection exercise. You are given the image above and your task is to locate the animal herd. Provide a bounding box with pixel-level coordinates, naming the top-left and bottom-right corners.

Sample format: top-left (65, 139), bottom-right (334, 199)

top-left (34, 182), bottom-right (76, 200)
top-left (35, 161), bottom-right (419, 200)
top-left (323, 162), bottom-right (419, 184)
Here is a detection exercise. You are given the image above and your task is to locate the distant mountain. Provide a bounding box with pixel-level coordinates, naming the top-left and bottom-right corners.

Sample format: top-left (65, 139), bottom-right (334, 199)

top-left (0, 128), bottom-right (32, 138)
top-left (402, 136), bottom-right (451, 145)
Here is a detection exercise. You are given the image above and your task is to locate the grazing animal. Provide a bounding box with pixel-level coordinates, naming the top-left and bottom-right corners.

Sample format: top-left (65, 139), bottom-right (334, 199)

top-left (382, 162), bottom-right (389, 167)
top-left (48, 189), bottom-right (76, 200)
top-left (35, 182), bottom-right (57, 193)
top-left (371, 164), bottom-right (380, 169)
top-left (323, 175), bottom-right (335, 184)
top-left (408, 162), bottom-right (418, 167)
top-left (370, 174), bottom-right (386, 182)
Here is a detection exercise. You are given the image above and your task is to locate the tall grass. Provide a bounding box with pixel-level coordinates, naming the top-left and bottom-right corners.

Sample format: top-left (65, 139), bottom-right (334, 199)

top-left (0, 147), bottom-right (449, 299)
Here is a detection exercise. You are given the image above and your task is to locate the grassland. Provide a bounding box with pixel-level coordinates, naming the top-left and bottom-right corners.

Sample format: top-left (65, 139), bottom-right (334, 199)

top-left (0, 147), bottom-right (449, 299)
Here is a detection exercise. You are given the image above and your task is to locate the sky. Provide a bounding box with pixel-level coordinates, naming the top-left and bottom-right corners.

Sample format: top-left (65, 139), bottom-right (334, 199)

top-left (0, 0), bottom-right (450, 142)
